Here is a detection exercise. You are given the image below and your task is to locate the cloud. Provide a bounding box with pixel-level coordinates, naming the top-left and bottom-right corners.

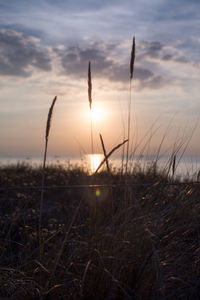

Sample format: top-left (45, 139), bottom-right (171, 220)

top-left (56, 42), bottom-right (170, 90)
top-left (154, 0), bottom-right (200, 22)
top-left (0, 28), bottom-right (176, 91)
top-left (57, 45), bottom-right (113, 78)
top-left (138, 40), bottom-right (192, 66)
top-left (162, 54), bottom-right (173, 61)
top-left (108, 65), bottom-right (154, 83)
top-left (174, 56), bottom-right (189, 63)
top-left (45, 0), bottom-right (119, 12)
top-left (139, 41), bottom-right (164, 59)
top-left (0, 29), bottom-right (51, 77)
top-left (138, 75), bottom-right (169, 90)
top-left (0, 0), bottom-right (122, 13)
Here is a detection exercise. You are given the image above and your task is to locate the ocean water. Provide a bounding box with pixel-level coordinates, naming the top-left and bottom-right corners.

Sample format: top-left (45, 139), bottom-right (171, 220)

top-left (0, 154), bottom-right (200, 179)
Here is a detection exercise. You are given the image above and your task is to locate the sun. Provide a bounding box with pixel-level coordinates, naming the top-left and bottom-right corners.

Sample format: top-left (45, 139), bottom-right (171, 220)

top-left (84, 103), bottom-right (106, 124)
top-left (89, 106), bottom-right (104, 121)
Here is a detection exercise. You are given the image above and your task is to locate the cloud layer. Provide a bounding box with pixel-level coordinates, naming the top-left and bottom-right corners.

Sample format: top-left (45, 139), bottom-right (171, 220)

top-left (0, 29), bottom-right (169, 90)
top-left (56, 42), bottom-right (173, 90)
top-left (0, 27), bottom-right (198, 92)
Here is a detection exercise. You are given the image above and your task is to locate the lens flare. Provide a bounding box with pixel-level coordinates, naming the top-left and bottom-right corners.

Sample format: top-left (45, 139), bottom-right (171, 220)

top-left (95, 188), bottom-right (101, 197)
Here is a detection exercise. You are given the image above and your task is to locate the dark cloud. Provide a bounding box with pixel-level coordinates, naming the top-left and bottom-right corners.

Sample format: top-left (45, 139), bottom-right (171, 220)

top-left (0, 29), bottom-right (51, 77)
top-left (109, 64), bottom-right (168, 90)
top-left (175, 56), bottom-right (189, 63)
top-left (162, 54), bottom-right (173, 61)
top-left (139, 75), bottom-right (168, 90)
top-left (56, 45), bottom-right (113, 78)
top-left (56, 43), bottom-right (168, 90)
top-left (139, 40), bottom-right (192, 66)
top-left (161, 52), bottom-right (190, 64)
top-left (139, 41), bottom-right (164, 59)
top-left (0, 27), bottom-right (174, 90)
top-left (0, 23), bottom-right (44, 39)
top-left (108, 65), bottom-right (153, 83)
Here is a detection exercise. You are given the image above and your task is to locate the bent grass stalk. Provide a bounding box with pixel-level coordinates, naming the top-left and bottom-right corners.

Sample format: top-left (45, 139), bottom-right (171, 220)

top-left (95, 139), bottom-right (128, 174)
top-left (39, 96), bottom-right (57, 258)
top-left (99, 133), bottom-right (110, 173)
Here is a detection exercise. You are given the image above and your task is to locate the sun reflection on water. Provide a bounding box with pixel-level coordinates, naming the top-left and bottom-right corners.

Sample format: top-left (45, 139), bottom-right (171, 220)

top-left (86, 154), bottom-right (103, 174)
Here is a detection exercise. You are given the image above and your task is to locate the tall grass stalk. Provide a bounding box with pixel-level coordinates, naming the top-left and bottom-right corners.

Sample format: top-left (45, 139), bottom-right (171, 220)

top-left (39, 96), bottom-right (57, 257)
top-left (118, 93), bottom-right (126, 174)
top-left (125, 37), bottom-right (135, 173)
top-left (88, 61), bottom-right (94, 156)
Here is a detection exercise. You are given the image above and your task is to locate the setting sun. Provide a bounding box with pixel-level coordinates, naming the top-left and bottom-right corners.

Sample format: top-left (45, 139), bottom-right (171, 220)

top-left (89, 106), bottom-right (105, 122)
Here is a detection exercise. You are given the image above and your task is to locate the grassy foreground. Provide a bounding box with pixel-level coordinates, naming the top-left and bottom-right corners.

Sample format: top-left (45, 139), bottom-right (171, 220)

top-left (0, 163), bottom-right (200, 299)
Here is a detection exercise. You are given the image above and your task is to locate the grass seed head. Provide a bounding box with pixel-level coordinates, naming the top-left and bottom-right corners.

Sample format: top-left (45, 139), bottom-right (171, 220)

top-left (130, 37), bottom-right (135, 79)
top-left (88, 61), bottom-right (92, 110)
top-left (46, 96), bottom-right (57, 141)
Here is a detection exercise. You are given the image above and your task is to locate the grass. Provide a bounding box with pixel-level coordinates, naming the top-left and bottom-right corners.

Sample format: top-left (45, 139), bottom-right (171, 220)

top-left (125, 36), bottom-right (135, 173)
top-left (40, 96), bottom-right (57, 258)
top-left (88, 61), bottom-right (94, 156)
top-left (0, 162), bottom-right (200, 299)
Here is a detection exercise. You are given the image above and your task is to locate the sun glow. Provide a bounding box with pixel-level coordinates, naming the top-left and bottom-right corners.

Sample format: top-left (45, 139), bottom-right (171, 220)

top-left (89, 106), bottom-right (105, 121)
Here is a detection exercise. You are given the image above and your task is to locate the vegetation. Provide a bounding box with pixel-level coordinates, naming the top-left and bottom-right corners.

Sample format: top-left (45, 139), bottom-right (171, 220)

top-left (0, 163), bottom-right (200, 299)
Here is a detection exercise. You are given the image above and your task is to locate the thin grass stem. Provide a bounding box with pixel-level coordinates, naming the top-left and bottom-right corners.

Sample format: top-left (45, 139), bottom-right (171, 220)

top-left (39, 96), bottom-right (57, 258)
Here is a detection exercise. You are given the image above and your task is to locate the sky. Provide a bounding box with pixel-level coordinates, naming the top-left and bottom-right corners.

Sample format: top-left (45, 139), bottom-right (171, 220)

top-left (0, 0), bottom-right (200, 160)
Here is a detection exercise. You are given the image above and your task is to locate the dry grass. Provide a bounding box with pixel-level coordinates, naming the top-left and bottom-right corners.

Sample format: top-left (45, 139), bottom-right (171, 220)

top-left (130, 37), bottom-right (136, 80)
top-left (126, 37), bottom-right (136, 173)
top-left (0, 164), bottom-right (200, 299)
top-left (88, 61), bottom-right (94, 155)
top-left (88, 61), bottom-right (92, 110)
top-left (39, 96), bottom-right (57, 258)
top-left (99, 133), bottom-right (110, 173)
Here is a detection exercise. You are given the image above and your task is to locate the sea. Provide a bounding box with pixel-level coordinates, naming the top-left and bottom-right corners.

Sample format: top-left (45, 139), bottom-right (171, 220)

top-left (1, 154), bottom-right (200, 180)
